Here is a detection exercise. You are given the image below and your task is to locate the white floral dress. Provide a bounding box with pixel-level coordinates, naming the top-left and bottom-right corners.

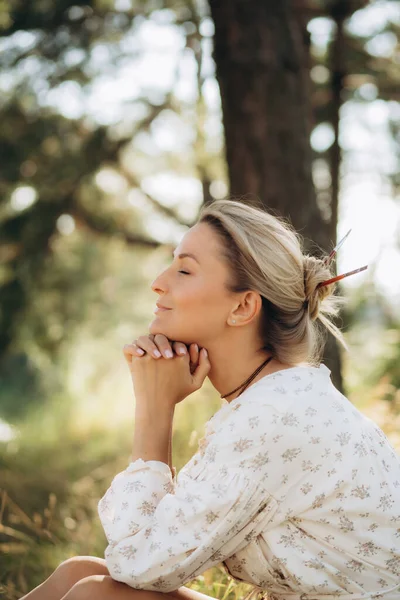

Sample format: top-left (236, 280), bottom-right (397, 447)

top-left (98, 364), bottom-right (400, 600)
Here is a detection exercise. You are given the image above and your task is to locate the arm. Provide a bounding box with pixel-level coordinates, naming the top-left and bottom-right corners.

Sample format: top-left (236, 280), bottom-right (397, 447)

top-left (98, 396), bottom-right (284, 592)
top-left (131, 404), bottom-right (174, 471)
top-left (168, 429), bottom-right (173, 475)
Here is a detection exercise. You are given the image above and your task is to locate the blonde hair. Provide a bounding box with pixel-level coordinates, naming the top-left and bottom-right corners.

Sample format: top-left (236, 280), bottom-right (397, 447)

top-left (197, 199), bottom-right (347, 365)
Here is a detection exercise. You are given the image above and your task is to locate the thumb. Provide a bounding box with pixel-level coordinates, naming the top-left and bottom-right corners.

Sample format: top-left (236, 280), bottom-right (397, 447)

top-left (191, 348), bottom-right (211, 389)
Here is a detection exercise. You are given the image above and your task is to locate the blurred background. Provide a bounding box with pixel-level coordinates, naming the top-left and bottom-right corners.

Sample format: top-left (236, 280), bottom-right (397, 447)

top-left (1, 0), bottom-right (400, 597)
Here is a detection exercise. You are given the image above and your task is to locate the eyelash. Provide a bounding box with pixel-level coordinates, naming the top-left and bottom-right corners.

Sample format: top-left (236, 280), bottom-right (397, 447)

top-left (170, 258), bottom-right (190, 275)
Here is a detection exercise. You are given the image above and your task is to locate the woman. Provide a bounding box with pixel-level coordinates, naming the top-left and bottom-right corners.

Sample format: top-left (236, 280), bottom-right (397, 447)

top-left (21, 200), bottom-right (400, 600)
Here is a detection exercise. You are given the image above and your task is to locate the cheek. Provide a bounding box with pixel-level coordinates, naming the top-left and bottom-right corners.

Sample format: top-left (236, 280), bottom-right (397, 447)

top-left (171, 284), bottom-right (221, 320)
top-left (173, 277), bottom-right (205, 307)
top-left (150, 285), bottom-right (228, 343)
top-left (184, 286), bottom-right (228, 323)
top-left (184, 281), bottom-right (219, 307)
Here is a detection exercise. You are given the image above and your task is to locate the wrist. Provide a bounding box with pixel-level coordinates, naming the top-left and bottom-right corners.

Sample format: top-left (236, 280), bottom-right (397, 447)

top-left (135, 403), bottom-right (175, 423)
top-left (132, 404), bottom-right (174, 466)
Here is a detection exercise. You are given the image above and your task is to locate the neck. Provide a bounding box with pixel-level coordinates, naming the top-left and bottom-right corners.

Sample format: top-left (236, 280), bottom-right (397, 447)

top-left (204, 337), bottom-right (274, 403)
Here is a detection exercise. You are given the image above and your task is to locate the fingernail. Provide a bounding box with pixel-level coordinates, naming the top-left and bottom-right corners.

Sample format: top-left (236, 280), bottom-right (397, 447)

top-left (165, 350), bottom-right (173, 358)
top-left (203, 348), bottom-right (208, 357)
top-left (153, 350), bottom-right (162, 358)
top-left (194, 344), bottom-right (198, 352)
top-left (178, 348), bottom-right (186, 355)
top-left (137, 349), bottom-right (145, 355)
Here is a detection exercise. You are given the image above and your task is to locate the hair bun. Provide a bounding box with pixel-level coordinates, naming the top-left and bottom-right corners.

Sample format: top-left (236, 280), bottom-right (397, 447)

top-left (303, 255), bottom-right (335, 321)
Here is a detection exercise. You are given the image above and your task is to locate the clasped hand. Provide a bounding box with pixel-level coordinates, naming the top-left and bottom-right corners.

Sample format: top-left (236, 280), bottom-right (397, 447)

top-left (123, 335), bottom-right (210, 410)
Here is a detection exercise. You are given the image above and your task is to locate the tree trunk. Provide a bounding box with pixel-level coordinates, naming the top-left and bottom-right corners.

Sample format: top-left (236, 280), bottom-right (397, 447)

top-left (208, 0), bottom-right (343, 391)
top-left (324, 2), bottom-right (348, 390)
top-left (329, 0), bottom-right (347, 241)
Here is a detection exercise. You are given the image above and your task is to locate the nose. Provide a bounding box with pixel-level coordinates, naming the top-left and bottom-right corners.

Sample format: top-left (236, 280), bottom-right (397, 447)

top-left (151, 270), bottom-right (168, 295)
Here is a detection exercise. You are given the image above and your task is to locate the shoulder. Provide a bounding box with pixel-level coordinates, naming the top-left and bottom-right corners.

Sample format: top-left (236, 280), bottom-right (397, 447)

top-left (225, 364), bottom-right (333, 422)
top-left (207, 364), bottom-right (358, 456)
top-left (199, 369), bottom-right (316, 462)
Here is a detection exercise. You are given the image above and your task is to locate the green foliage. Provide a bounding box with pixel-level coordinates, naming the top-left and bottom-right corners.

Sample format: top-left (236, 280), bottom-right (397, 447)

top-left (1, 0), bottom-right (398, 387)
top-left (0, 0), bottom-right (227, 377)
top-left (0, 227), bottom-right (150, 421)
top-left (0, 376), bottom-right (225, 599)
top-left (1, 0), bottom-right (399, 596)
top-left (1, 344), bottom-right (399, 598)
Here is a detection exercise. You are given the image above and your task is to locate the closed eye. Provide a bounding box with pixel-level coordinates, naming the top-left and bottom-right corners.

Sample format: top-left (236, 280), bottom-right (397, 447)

top-left (178, 271), bottom-right (190, 275)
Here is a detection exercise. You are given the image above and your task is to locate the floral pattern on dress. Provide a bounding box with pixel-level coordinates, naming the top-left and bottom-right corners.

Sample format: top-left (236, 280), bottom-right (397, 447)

top-left (98, 364), bottom-right (400, 600)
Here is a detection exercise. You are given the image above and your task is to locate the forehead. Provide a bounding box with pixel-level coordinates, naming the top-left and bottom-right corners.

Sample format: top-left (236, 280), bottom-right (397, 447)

top-left (177, 222), bottom-right (221, 257)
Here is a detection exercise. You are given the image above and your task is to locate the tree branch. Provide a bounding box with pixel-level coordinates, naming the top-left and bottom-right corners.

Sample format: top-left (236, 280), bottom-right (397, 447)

top-left (119, 166), bottom-right (195, 228)
top-left (71, 203), bottom-right (163, 249)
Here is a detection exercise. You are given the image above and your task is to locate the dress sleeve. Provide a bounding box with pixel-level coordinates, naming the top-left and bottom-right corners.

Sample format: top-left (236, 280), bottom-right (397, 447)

top-left (97, 402), bottom-right (281, 593)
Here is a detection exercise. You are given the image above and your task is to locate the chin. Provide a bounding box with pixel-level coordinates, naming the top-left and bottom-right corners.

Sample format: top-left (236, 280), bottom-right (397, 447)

top-left (149, 319), bottom-right (175, 338)
top-left (149, 320), bottom-right (197, 345)
top-left (149, 319), bottom-right (165, 335)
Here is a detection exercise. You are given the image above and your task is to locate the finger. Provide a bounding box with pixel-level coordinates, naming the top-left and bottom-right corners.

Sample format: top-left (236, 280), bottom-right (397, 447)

top-left (132, 343), bottom-right (145, 356)
top-left (188, 343), bottom-right (199, 375)
top-left (153, 333), bottom-right (174, 359)
top-left (126, 340), bottom-right (146, 356)
top-left (135, 336), bottom-right (162, 358)
top-left (123, 344), bottom-right (144, 366)
top-left (172, 341), bottom-right (188, 356)
top-left (189, 343), bottom-right (199, 366)
top-left (192, 347), bottom-right (211, 389)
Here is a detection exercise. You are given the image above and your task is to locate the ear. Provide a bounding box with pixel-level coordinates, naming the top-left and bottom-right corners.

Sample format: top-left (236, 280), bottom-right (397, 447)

top-left (230, 291), bottom-right (263, 326)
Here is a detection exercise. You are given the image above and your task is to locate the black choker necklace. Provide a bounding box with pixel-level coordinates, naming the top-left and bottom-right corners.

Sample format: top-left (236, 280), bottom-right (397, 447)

top-left (221, 355), bottom-right (274, 399)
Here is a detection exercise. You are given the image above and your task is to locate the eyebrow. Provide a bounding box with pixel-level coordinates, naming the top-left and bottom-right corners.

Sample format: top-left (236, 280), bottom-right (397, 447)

top-left (172, 250), bottom-right (200, 265)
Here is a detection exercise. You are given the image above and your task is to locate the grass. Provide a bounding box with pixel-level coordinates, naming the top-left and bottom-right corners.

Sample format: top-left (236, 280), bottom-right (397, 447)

top-left (1, 352), bottom-right (399, 599)
top-left (0, 377), bottom-right (236, 599)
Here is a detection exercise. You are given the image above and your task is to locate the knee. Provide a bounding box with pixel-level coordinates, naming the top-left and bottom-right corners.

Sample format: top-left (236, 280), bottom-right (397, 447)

top-left (54, 556), bottom-right (109, 589)
top-left (63, 575), bottom-right (116, 600)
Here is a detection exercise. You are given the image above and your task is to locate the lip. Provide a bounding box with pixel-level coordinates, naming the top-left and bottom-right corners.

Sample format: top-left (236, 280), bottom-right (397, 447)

top-left (154, 303), bottom-right (172, 314)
